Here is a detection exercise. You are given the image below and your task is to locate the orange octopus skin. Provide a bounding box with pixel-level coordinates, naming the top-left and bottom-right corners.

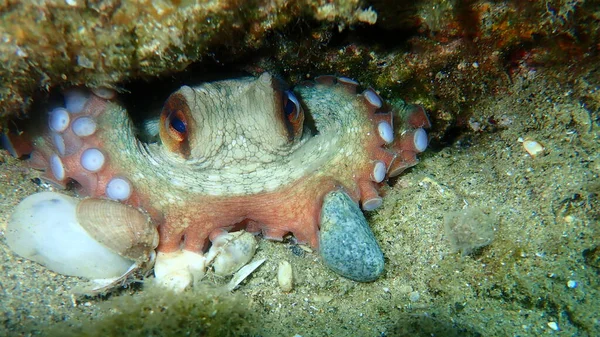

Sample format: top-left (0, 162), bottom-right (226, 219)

top-left (12, 73), bottom-right (430, 282)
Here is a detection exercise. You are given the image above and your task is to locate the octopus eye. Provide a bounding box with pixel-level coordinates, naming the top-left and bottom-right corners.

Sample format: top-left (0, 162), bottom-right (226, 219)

top-left (169, 114), bottom-right (187, 135)
top-left (165, 110), bottom-right (188, 141)
top-left (282, 90), bottom-right (304, 140)
top-left (283, 91), bottom-right (301, 122)
top-left (159, 93), bottom-right (192, 157)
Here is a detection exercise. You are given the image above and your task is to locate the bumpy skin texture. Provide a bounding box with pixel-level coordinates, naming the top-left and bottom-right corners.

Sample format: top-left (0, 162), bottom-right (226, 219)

top-left (20, 73), bottom-right (430, 282)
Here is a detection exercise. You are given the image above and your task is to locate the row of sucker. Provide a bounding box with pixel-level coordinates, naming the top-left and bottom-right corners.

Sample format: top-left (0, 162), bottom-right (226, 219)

top-left (312, 76), bottom-right (389, 211)
top-left (313, 75), bottom-right (430, 212)
top-left (360, 85), bottom-right (395, 211)
top-left (387, 104), bottom-right (431, 177)
top-left (31, 88), bottom-right (133, 202)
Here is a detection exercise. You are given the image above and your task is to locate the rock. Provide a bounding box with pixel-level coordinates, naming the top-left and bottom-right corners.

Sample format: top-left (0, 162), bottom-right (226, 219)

top-left (0, 2), bottom-right (373, 119)
top-left (318, 189), bottom-right (384, 282)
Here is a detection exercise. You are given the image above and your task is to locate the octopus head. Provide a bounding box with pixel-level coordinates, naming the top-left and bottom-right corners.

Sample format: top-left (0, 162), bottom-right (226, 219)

top-left (159, 72), bottom-right (304, 163)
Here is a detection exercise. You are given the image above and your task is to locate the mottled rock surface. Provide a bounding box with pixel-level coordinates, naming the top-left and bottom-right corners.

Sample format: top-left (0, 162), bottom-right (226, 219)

top-left (319, 189), bottom-right (384, 282)
top-left (0, 0), bottom-right (375, 118)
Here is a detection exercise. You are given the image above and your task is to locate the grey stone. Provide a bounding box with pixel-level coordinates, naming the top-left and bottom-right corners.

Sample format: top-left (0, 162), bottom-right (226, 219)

top-left (319, 189), bottom-right (384, 282)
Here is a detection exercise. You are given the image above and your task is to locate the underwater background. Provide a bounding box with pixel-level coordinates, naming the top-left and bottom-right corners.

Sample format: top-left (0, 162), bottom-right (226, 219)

top-left (0, 1), bottom-right (598, 336)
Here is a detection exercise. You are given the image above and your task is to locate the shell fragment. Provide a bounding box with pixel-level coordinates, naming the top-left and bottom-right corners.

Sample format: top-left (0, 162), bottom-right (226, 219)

top-left (227, 258), bottom-right (266, 291)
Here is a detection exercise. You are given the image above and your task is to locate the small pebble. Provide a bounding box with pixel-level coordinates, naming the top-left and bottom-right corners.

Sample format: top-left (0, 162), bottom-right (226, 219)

top-left (91, 87), bottom-right (116, 100)
top-left (77, 55), bottom-right (94, 69)
top-left (547, 321), bottom-right (559, 331)
top-left (523, 139), bottom-right (544, 157)
top-left (409, 291), bottom-right (420, 302)
top-left (567, 280), bottom-right (578, 288)
top-left (277, 260), bottom-right (293, 292)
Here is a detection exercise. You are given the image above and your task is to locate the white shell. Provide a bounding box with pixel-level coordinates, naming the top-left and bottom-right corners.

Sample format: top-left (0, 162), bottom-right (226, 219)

top-left (76, 198), bottom-right (158, 262)
top-left (227, 258), bottom-right (266, 291)
top-left (206, 231), bottom-right (257, 276)
top-left (5, 192), bottom-right (153, 282)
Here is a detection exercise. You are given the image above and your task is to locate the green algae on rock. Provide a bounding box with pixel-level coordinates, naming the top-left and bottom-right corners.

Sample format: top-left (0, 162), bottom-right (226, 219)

top-left (47, 284), bottom-right (257, 337)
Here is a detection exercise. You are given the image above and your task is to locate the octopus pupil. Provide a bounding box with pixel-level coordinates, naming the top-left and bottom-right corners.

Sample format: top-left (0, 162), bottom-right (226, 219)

top-left (170, 116), bottom-right (186, 133)
top-left (284, 97), bottom-right (296, 117)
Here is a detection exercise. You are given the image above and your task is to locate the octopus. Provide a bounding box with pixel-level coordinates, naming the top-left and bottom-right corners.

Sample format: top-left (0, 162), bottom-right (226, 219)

top-left (4, 73), bottom-right (430, 290)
